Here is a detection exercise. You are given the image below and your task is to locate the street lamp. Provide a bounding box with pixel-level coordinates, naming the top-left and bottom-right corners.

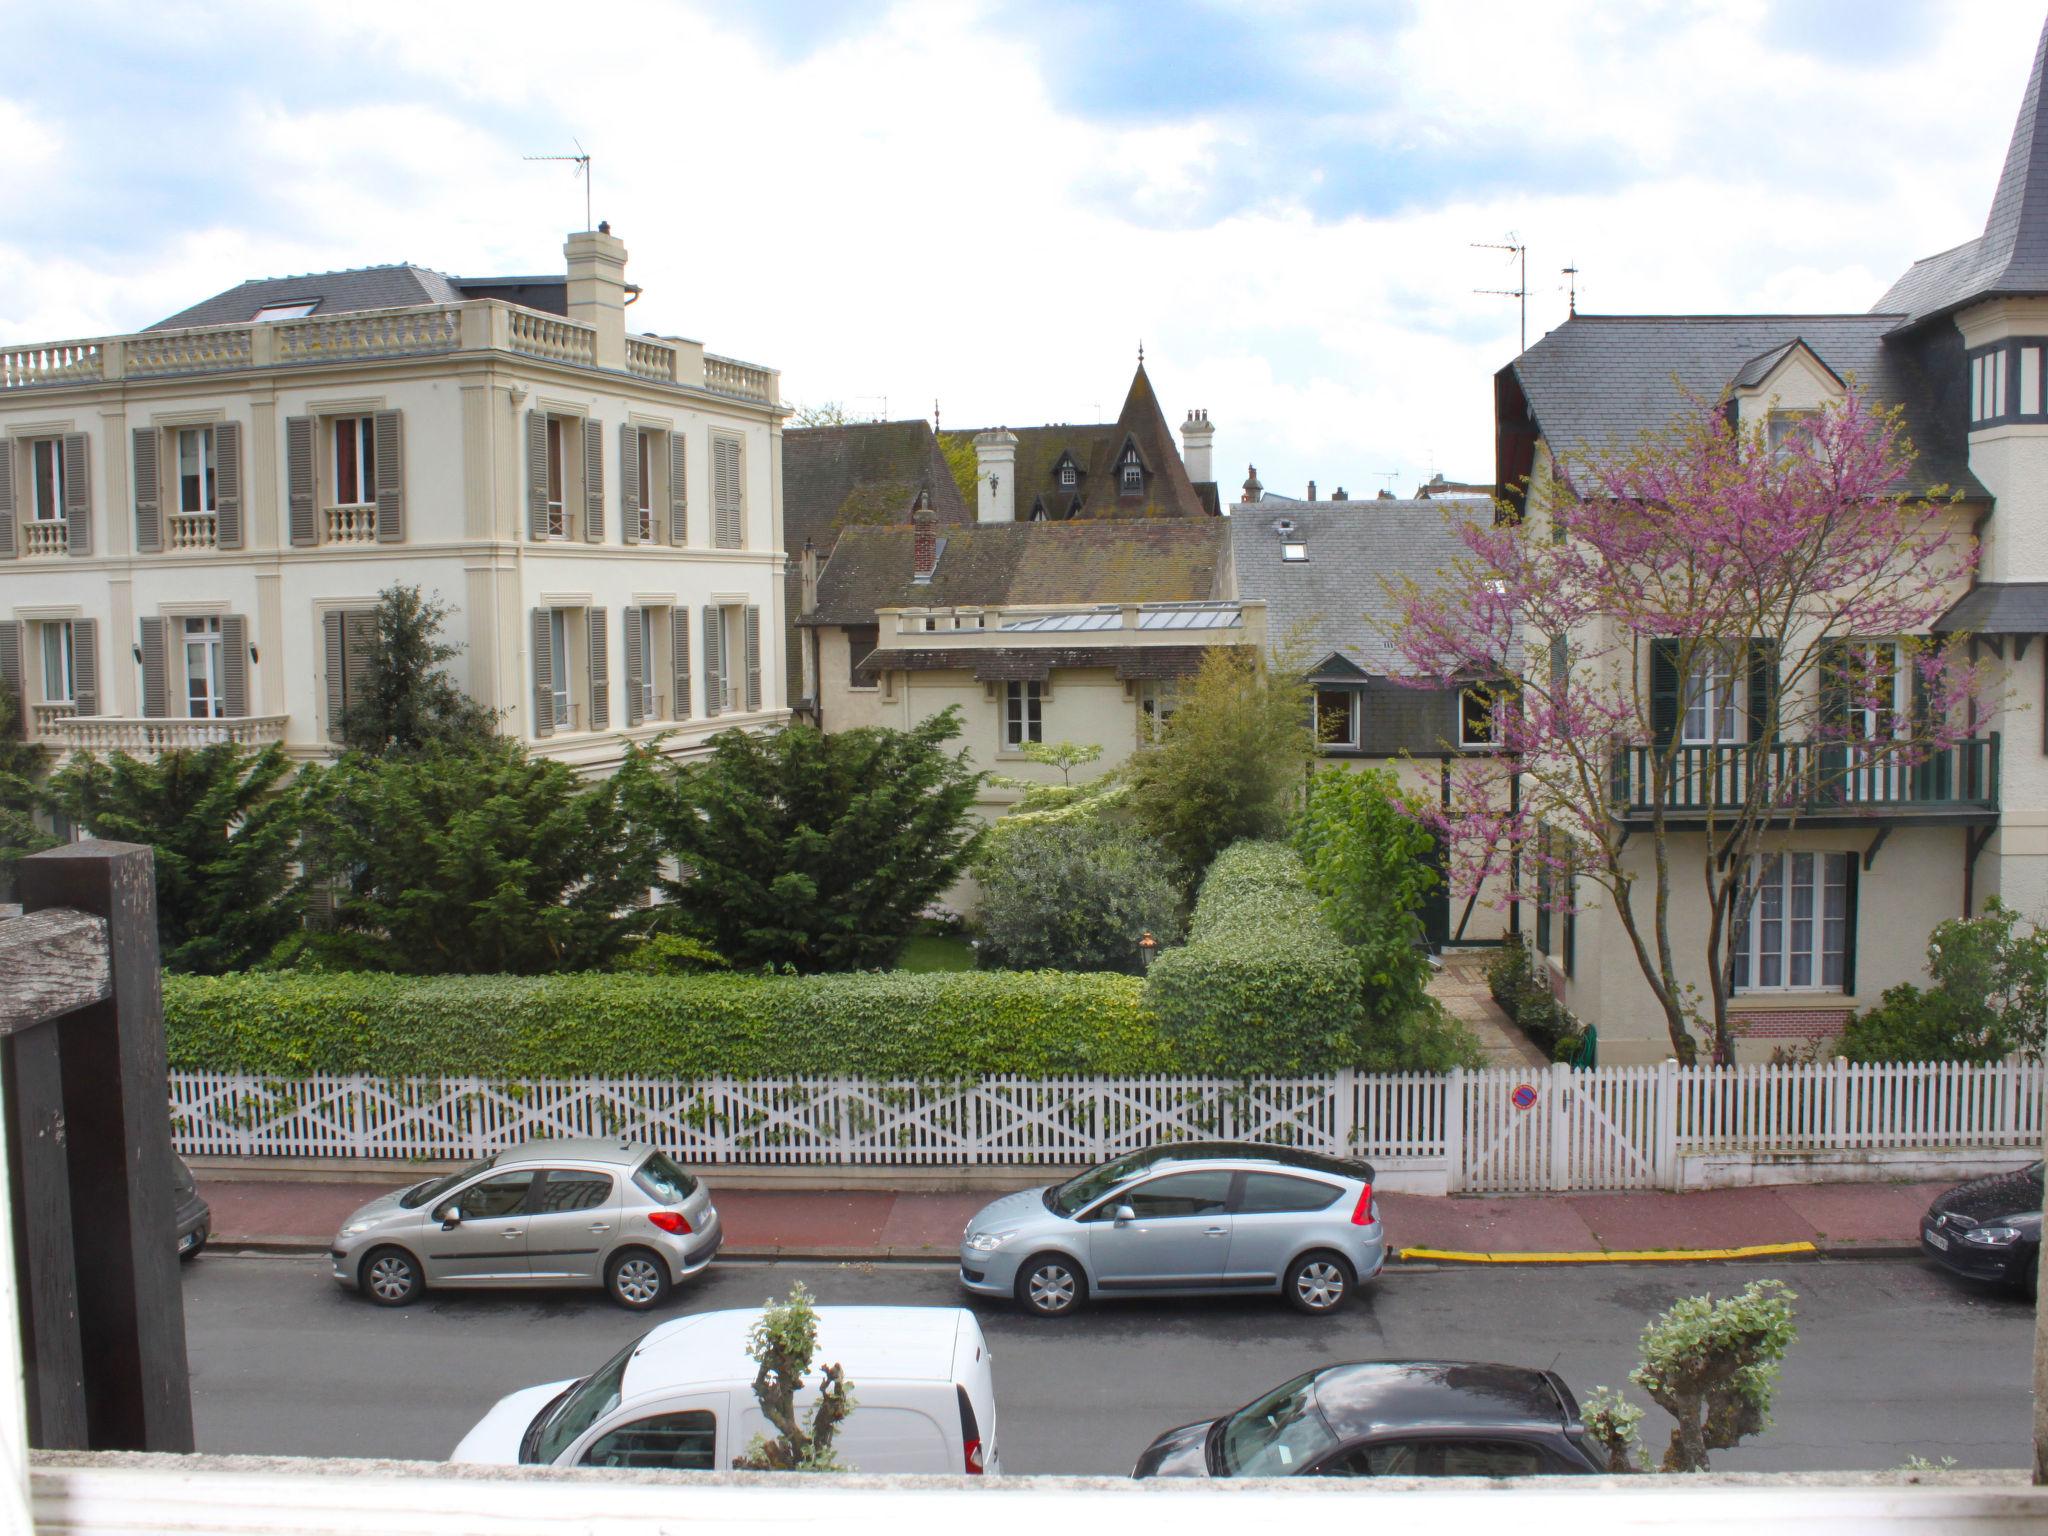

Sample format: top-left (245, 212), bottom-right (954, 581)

top-left (1138, 930), bottom-right (1158, 971)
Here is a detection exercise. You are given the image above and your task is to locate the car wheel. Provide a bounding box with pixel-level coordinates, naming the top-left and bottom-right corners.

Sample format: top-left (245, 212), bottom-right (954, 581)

top-left (1016, 1253), bottom-right (1086, 1318)
top-left (607, 1248), bottom-right (672, 1311)
top-left (361, 1246), bottom-right (423, 1307)
top-left (1285, 1251), bottom-right (1355, 1315)
top-left (2017, 1250), bottom-right (2040, 1300)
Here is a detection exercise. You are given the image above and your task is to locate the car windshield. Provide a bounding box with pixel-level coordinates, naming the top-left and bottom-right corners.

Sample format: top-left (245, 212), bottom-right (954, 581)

top-left (522, 1333), bottom-right (642, 1465)
top-left (1045, 1151), bottom-right (1156, 1217)
top-left (633, 1151), bottom-right (699, 1204)
top-left (398, 1157), bottom-right (496, 1211)
top-left (1218, 1372), bottom-right (1340, 1476)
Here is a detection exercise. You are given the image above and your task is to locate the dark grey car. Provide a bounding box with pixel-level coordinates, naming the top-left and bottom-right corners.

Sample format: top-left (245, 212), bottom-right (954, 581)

top-left (173, 1155), bottom-right (210, 1260)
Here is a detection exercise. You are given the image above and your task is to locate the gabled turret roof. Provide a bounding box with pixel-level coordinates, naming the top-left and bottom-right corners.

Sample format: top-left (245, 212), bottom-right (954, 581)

top-left (1875, 14), bottom-right (2048, 328)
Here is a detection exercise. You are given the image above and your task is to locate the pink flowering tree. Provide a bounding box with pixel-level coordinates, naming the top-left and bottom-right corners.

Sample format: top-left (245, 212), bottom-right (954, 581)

top-left (1389, 392), bottom-right (1983, 1063)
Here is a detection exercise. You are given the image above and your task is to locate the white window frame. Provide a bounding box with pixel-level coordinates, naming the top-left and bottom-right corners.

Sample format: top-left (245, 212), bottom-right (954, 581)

top-left (40, 620), bottom-right (74, 703)
top-left (177, 426), bottom-right (217, 516)
top-left (1282, 541), bottom-right (1308, 561)
top-left (1059, 460), bottom-right (1076, 488)
top-left (1681, 646), bottom-right (1743, 745)
top-left (1315, 686), bottom-right (1361, 751)
top-left (183, 615), bottom-right (224, 720)
top-left (332, 416), bottom-right (376, 509)
top-left (636, 428), bottom-right (656, 544)
top-left (635, 606), bottom-right (657, 721)
top-left (1140, 679), bottom-right (1181, 743)
top-left (1004, 680), bottom-right (1043, 749)
top-left (1458, 685), bottom-right (1497, 750)
top-left (548, 608), bottom-right (572, 727)
top-left (545, 418), bottom-right (568, 539)
top-left (1731, 851), bottom-right (1849, 992)
top-left (28, 437), bottom-right (64, 523)
top-left (253, 300), bottom-right (318, 321)
top-left (1119, 448), bottom-right (1143, 495)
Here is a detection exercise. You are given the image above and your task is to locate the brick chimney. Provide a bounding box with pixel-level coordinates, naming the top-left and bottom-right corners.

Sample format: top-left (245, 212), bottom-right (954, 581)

top-left (1242, 464), bottom-right (1263, 503)
top-left (911, 491), bottom-right (939, 582)
top-left (564, 224), bottom-right (629, 372)
top-left (1307, 480), bottom-right (1317, 501)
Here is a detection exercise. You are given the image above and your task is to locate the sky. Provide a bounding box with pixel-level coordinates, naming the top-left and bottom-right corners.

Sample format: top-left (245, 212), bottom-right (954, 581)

top-left (2, 0), bottom-right (2043, 501)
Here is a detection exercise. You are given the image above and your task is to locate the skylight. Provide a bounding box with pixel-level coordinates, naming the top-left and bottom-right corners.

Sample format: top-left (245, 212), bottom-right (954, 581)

top-left (252, 300), bottom-right (318, 322)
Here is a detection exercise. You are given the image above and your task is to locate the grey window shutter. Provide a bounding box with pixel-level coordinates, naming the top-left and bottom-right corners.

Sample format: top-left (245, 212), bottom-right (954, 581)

top-left (214, 421), bottom-right (244, 550)
top-left (583, 418), bottom-right (605, 543)
top-left (132, 429), bottom-right (162, 554)
top-left (588, 607), bottom-right (610, 730)
top-left (324, 612), bottom-right (347, 743)
top-left (623, 606), bottom-right (645, 727)
top-left (139, 616), bottom-right (167, 718)
top-left (713, 435), bottom-right (742, 548)
top-left (286, 416), bottom-right (317, 546)
top-left (672, 606), bottom-right (691, 719)
top-left (526, 411), bottom-right (549, 541)
top-left (618, 424), bottom-right (640, 545)
top-left (221, 613), bottom-right (249, 717)
top-left (71, 618), bottom-right (98, 716)
top-left (0, 623), bottom-right (22, 726)
top-left (62, 432), bottom-right (91, 555)
top-left (0, 440), bottom-right (14, 560)
top-left (668, 432), bottom-right (688, 546)
top-left (703, 606), bottom-right (724, 717)
top-left (531, 608), bottom-right (554, 737)
top-left (744, 605), bottom-right (762, 712)
top-left (373, 409), bottom-right (404, 543)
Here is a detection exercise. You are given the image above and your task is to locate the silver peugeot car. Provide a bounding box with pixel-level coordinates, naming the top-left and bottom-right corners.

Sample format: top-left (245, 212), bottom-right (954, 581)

top-left (328, 1137), bottom-right (721, 1311)
top-left (958, 1142), bottom-right (1384, 1318)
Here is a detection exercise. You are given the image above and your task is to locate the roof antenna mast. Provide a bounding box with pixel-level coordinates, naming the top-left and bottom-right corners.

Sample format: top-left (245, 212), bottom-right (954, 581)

top-left (524, 141), bottom-right (593, 232)
top-left (1472, 234), bottom-right (1529, 353)
top-left (1563, 261), bottom-right (1580, 316)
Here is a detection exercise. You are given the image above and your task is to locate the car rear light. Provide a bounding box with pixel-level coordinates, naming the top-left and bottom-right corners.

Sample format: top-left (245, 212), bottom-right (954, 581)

top-left (965, 1438), bottom-right (985, 1474)
top-left (648, 1210), bottom-right (693, 1235)
top-left (958, 1385), bottom-right (984, 1474)
top-left (1351, 1183), bottom-right (1376, 1226)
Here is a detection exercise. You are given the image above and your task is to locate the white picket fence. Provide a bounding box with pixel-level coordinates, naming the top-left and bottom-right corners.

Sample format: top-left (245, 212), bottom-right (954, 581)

top-left (167, 1058), bottom-right (2045, 1194)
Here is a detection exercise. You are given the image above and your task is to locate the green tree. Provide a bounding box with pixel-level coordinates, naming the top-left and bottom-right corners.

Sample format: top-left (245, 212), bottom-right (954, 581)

top-left (45, 743), bottom-right (304, 973)
top-left (1122, 647), bottom-right (1314, 881)
top-left (1293, 767), bottom-right (1441, 1034)
top-left (1837, 899), bottom-right (2048, 1063)
top-left (338, 585), bottom-right (497, 758)
top-left (643, 713), bottom-right (983, 971)
top-left (972, 820), bottom-right (1183, 973)
top-left (732, 1283), bottom-right (856, 1472)
top-left (297, 740), bottom-right (655, 973)
top-left (0, 687), bottom-right (55, 900)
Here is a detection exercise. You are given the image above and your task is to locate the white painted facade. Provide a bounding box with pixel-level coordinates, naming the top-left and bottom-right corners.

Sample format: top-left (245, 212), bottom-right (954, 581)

top-left (0, 231), bottom-right (789, 774)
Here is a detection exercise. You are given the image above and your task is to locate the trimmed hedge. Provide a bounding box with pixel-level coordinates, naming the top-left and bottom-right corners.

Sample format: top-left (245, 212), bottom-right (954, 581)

top-left (163, 970), bottom-right (1170, 1080)
top-left (1143, 842), bottom-right (1367, 1073)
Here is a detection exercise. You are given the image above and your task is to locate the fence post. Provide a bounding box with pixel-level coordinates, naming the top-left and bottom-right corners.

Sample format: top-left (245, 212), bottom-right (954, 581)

top-left (1334, 1068), bottom-right (1357, 1157)
top-left (1549, 1060), bottom-right (1573, 1192)
top-left (1443, 1069), bottom-right (1465, 1194)
top-left (1831, 1056), bottom-right (1850, 1152)
top-left (1657, 1058), bottom-right (1680, 1191)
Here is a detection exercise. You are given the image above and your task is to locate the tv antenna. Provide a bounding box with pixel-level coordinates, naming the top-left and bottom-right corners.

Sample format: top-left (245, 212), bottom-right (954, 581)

top-left (1473, 235), bottom-right (1529, 353)
top-left (525, 142), bottom-right (593, 232)
top-left (1563, 261), bottom-right (1581, 316)
top-left (1375, 470), bottom-right (1401, 495)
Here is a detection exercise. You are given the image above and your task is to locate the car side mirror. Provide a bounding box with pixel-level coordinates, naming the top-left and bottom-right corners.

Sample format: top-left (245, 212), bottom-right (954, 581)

top-left (438, 1206), bottom-right (463, 1230)
top-left (1113, 1204), bottom-right (1137, 1225)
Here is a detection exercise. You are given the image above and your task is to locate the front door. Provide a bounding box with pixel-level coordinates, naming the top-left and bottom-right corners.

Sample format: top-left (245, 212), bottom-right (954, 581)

top-left (1084, 1169), bottom-right (1234, 1290)
top-left (420, 1168), bottom-right (536, 1284)
top-left (524, 1167), bottom-right (621, 1283)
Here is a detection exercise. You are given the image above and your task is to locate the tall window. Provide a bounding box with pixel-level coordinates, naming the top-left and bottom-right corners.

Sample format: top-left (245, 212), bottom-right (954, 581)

top-left (1731, 852), bottom-right (1849, 991)
top-left (548, 608), bottom-right (571, 727)
top-left (846, 624), bottom-right (879, 689)
top-left (183, 616), bottom-right (224, 720)
top-left (1315, 687), bottom-right (1359, 750)
top-left (633, 607), bottom-right (656, 721)
top-left (1140, 679), bottom-right (1181, 742)
top-left (1119, 447), bottom-right (1143, 495)
top-left (1004, 681), bottom-right (1042, 747)
top-left (178, 427), bottom-right (217, 515)
top-left (636, 429), bottom-right (656, 543)
top-left (333, 416), bottom-right (376, 506)
top-left (1681, 647), bottom-right (1742, 744)
top-left (41, 621), bottom-right (74, 702)
top-left (29, 438), bottom-right (64, 523)
top-left (544, 418), bottom-right (567, 538)
top-left (1459, 686), bottom-right (1496, 748)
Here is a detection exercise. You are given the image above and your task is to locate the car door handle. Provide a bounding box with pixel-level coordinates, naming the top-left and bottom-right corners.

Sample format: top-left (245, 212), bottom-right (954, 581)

top-left (589, 1223), bottom-right (611, 1233)
top-left (1204, 1226), bottom-right (1228, 1235)
top-left (503, 1228), bottom-right (524, 1239)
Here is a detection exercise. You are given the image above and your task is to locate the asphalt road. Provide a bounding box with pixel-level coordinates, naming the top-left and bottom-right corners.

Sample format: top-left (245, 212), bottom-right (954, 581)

top-left (182, 1252), bottom-right (2036, 1475)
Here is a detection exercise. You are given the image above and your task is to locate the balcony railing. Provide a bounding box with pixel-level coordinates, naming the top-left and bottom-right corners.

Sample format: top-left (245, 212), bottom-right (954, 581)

top-left (167, 511), bottom-right (217, 550)
top-left (21, 519), bottom-right (68, 557)
top-left (28, 700), bottom-right (76, 741)
top-left (1611, 736), bottom-right (2000, 818)
top-left (51, 714), bottom-right (288, 756)
top-left (323, 504), bottom-right (378, 545)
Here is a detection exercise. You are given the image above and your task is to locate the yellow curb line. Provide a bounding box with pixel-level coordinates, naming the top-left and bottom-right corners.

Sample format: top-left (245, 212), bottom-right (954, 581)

top-left (1399, 1240), bottom-right (1818, 1265)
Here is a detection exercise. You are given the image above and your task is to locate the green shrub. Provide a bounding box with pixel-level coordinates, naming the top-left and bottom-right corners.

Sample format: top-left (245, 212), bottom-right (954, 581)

top-left (973, 820), bottom-right (1184, 973)
top-left (1838, 899), bottom-right (2048, 1063)
top-left (609, 934), bottom-right (731, 975)
top-left (162, 969), bottom-right (1169, 1079)
top-left (1486, 940), bottom-right (1578, 1056)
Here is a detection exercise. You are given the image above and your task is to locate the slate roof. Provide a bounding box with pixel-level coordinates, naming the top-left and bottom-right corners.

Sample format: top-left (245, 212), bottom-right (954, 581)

top-left (804, 519), bottom-right (1228, 627)
top-left (854, 645), bottom-right (1215, 681)
top-left (1934, 582), bottom-right (2048, 634)
top-left (1229, 494), bottom-right (1486, 675)
top-left (1875, 15), bottom-right (2048, 329)
top-left (1501, 313), bottom-right (1982, 500)
top-left (783, 420), bottom-right (971, 558)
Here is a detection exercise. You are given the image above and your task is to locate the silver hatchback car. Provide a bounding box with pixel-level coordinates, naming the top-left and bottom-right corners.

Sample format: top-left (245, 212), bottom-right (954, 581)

top-left (959, 1142), bottom-right (1384, 1318)
top-left (329, 1138), bottom-right (721, 1311)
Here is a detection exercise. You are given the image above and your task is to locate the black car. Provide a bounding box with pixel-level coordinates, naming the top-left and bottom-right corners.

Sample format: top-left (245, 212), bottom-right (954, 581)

top-left (172, 1155), bottom-right (211, 1260)
top-left (1921, 1161), bottom-right (2042, 1292)
top-left (1133, 1361), bottom-right (1606, 1479)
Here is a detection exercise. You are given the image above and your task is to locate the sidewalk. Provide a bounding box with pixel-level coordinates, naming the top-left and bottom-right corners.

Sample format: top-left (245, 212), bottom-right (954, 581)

top-left (197, 1174), bottom-right (1950, 1264)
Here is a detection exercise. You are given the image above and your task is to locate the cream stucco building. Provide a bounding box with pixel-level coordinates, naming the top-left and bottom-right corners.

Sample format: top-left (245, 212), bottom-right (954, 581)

top-left (0, 227), bottom-right (788, 773)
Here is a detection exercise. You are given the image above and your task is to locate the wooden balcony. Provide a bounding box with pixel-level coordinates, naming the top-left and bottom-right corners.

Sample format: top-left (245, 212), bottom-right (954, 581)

top-left (1610, 736), bottom-right (1999, 825)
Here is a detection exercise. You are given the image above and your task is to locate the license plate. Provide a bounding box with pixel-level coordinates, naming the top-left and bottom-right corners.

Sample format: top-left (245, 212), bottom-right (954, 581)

top-left (1925, 1229), bottom-right (1949, 1251)
top-left (179, 1231), bottom-right (198, 1252)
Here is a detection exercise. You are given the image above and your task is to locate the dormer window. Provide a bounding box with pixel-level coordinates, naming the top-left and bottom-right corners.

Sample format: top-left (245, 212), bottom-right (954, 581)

top-left (1029, 504), bottom-right (1049, 523)
top-left (1059, 460), bottom-right (1077, 488)
top-left (253, 300), bottom-right (318, 322)
top-left (1767, 409), bottom-right (1817, 456)
top-left (1119, 446), bottom-right (1143, 495)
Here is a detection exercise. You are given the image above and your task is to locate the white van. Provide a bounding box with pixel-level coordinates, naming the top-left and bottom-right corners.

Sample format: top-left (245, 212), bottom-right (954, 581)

top-left (452, 1305), bottom-right (999, 1475)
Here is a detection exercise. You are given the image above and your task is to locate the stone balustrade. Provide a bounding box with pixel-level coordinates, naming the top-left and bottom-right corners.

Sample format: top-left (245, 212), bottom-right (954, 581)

top-left (625, 335), bottom-right (677, 381)
top-left (323, 505), bottom-right (378, 545)
top-left (126, 326), bottom-right (253, 377)
top-left (52, 714), bottom-right (288, 755)
top-left (0, 339), bottom-right (102, 389)
top-left (28, 701), bottom-right (76, 740)
top-left (703, 354), bottom-right (774, 402)
top-left (167, 512), bottom-right (218, 551)
top-left (276, 306), bottom-right (463, 362)
top-left (21, 520), bottom-right (69, 557)
top-left (507, 309), bottom-right (596, 366)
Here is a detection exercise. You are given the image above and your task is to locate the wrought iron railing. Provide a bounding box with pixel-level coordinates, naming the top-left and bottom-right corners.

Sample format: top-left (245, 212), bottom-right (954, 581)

top-left (1610, 735), bottom-right (1999, 816)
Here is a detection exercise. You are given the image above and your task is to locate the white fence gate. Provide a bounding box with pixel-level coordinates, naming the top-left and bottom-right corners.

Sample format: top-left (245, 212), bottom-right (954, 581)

top-left (166, 1059), bottom-right (2045, 1194)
